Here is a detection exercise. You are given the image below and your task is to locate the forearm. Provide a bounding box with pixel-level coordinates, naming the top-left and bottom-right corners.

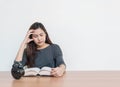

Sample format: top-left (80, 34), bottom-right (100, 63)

top-left (15, 30), bottom-right (34, 62)
top-left (15, 41), bottom-right (27, 61)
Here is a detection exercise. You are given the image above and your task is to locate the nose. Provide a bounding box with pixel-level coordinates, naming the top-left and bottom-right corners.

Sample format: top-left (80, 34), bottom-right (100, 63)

top-left (37, 36), bottom-right (41, 41)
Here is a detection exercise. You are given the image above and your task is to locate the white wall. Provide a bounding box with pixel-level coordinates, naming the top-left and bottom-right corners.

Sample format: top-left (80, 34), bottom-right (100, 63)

top-left (0, 0), bottom-right (120, 71)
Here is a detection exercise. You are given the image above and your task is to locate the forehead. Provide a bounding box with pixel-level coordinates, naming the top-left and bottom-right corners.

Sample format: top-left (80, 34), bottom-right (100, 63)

top-left (33, 28), bottom-right (45, 34)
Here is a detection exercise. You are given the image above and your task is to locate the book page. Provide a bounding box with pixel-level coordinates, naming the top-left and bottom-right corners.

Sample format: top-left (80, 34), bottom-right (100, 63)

top-left (24, 67), bottom-right (40, 76)
top-left (39, 67), bottom-right (52, 76)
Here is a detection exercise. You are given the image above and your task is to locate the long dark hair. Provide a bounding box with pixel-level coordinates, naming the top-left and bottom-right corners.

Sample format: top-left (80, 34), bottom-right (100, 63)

top-left (26, 22), bottom-right (52, 67)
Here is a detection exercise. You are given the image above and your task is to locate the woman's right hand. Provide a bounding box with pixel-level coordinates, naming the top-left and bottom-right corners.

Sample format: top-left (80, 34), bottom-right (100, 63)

top-left (23, 30), bottom-right (34, 44)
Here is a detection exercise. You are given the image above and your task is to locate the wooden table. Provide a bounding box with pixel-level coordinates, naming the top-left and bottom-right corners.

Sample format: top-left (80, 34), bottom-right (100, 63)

top-left (0, 71), bottom-right (120, 87)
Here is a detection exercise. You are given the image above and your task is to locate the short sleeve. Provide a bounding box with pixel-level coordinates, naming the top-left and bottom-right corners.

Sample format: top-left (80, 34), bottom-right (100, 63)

top-left (52, 44), bottom-right (66, 67)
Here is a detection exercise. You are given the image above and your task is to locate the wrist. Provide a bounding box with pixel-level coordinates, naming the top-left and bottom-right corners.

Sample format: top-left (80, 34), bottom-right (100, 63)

top-left (21, 41), bottom-right (27, 48)
top-left (59, 64), bottom-right (66, 71)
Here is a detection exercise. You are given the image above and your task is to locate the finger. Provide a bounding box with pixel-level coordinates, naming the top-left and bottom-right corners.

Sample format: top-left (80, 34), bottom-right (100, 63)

top-left (51, 69), bottom-right (60, 76)
top-left (53, 73), bottom-right (59, 77)
top-left (51, 71), bottom-right (57, 75)
top-left (51, 70), bottom-right (55, 73)
top-left (26, 32), bottom-right (34, 38)
top-left (28, 29), bottom-right (34, 33)
top-left (51, 70), bottom-right (56, 74)
top-left (28, 32), bottom-right (34, 36)
top-left (29, 39), bottom-right (34, 42)
top-left (51, 70), bottom-right (57, 74)
top-left (53, 72), bottom-right (62, 77)
top-left (52, 73), bottom-right (58, 77)
top-left (53, 74), bottom-right (58, 77)
top-left (51, 68), bottom-right (56, 72)
top-left (52, 67), bottom-right (59, 71)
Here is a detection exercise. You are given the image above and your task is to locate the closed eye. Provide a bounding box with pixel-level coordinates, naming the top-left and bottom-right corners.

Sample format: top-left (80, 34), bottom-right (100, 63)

top-left (40, 34), bottom-right (44, 37)
top-left (32, 34), bottom-right (38, 38)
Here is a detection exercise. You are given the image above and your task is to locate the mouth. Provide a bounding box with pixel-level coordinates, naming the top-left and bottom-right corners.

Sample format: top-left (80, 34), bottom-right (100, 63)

top-left (38, 41), bottom-right (43, 44)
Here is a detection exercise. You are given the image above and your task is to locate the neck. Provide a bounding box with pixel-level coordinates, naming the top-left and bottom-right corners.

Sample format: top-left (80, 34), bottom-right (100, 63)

top-left (37, 43), bottom-right (49, 50)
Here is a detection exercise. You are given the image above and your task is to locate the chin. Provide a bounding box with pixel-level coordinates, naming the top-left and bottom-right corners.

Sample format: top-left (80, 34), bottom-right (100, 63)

top-left (37, 42), bottom-right (44, 47)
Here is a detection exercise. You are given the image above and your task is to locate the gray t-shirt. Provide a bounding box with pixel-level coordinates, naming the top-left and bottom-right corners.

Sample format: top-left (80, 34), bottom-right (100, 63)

top-left (21, 44), bottom-right (65, 68)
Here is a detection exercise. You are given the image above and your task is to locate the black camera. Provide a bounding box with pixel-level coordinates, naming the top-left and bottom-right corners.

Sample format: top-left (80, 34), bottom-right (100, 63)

top-left (11, 61), bottom-right (25, 79)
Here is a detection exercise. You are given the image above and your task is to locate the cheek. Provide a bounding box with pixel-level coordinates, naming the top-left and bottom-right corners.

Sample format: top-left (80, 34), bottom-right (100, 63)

top-left (40, 36), bottom-right (46, 41)
top-left (43, 37), bottom-right (46, 40)
top-left (42, 37), bottom-right (46, 42)
top-left (43, 36), bottom-right (46, 40)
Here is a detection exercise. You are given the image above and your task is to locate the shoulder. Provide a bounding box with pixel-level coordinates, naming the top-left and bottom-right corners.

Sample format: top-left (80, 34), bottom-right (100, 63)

top-left (50, 44), bottom-right (62, 54)
top-left (50, 44), bottom-right (61, 49)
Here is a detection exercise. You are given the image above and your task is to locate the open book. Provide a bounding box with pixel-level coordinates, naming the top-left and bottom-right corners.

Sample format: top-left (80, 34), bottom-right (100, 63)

top-left (24, 67), bottom-right (52, 76)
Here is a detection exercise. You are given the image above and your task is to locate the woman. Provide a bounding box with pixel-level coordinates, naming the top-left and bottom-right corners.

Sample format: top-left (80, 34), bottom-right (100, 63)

top-left (11, 22), bottom-right (66, 79)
